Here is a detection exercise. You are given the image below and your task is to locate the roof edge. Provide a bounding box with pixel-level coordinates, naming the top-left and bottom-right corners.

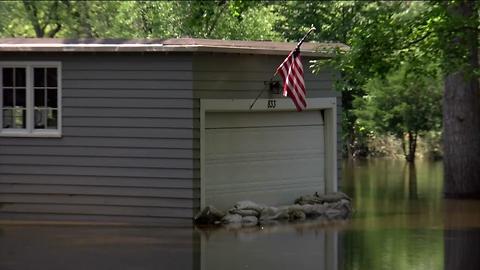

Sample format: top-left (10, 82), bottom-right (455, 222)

top-left (0, 38), bottom-right (347, 58)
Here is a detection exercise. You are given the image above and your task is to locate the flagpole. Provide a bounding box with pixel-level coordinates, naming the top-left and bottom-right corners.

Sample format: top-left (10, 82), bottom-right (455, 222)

top-left (295, 26), bottom-right (316, 51)
top-left (249, 26), bottom-right (316, 110)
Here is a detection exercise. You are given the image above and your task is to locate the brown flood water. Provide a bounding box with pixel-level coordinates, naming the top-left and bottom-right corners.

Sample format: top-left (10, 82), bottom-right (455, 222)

top-left (1, 159), bottom-right (480, 270)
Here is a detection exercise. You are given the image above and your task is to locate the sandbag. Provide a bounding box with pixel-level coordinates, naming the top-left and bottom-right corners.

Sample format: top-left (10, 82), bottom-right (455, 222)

top-left (222, 214), bottom-right (243, 224)
top-left (233, 200), bottom-right (265, 213)
top-left (259, 206), bottom-right (289, 221)
top-left (241, 216), bottom-right (259, 226)
top-left (229, 208), bottom-right (260, 217)
top-left (193, 205), bottom-right (225, 224)
top-left (295, 192), bottom-right (351, 205)
top-left (194, 193), bottom-right (353, 227)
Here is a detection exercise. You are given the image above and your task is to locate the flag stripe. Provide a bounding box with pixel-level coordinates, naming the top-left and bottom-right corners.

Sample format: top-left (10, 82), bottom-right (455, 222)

top-left (276, 48), bottom-right (307, 111)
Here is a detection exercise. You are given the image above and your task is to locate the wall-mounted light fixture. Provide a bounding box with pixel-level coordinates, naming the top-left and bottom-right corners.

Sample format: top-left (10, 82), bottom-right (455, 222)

top-left (265, 80), bottom-right (280, 94)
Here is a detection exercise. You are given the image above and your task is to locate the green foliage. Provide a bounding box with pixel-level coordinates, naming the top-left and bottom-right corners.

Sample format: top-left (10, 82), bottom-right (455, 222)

top-left (354, 61), bottom-right (442, 160)
top-left (277, 1), bottom-right (478, 159)
top-left (356, 62), bottom-right (442, 138)
top-left (0, 0), bottom-right (281, 40)
top-left (274, 1), bottom-right (366, 43)
top-left (0, 1), bottom-right (30, 37)
top-left (331, 1), bottom-right (480, 79)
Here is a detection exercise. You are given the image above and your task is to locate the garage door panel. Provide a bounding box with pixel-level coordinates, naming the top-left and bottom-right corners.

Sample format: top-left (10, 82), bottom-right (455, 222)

top-left (206, 111), bottom-right (324, 128)
top-left (207, 150), bottom-right (323, 164)
top-left (206, 157), bottom-right (324, 186)
top-left (206, 126), bottom-right (324, 155)
top-left (207, 177), bottom-right (323, 193)
top-left (205, 111), bottom-right (325, 209)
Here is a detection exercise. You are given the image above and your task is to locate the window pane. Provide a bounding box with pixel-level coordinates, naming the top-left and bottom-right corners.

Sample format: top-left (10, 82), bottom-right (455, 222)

top-left (34, 88), bottom-right (45, 107)
top-left (2, 109), bottom-right (13, 128)
top-left (15, 88), bottom-right (26, 107)
top-left (3, 88), bottom-right (13, 107)
top-left (47, 109), bottom-right (58, 129)
top-left (34, 68), bottom-right (45, 87)
top-left (2, 68), bottom-right (13, 87)
top-left (47, 89), bottom-right (57, 107)
top-left (34, 109), bottom-right (46, 129)
top-left (14, 109), bottom-right (26, 128)
top-left (15, 68), bottom-right (26, 87)
top-left (46, 68), bottom-right (57, 87)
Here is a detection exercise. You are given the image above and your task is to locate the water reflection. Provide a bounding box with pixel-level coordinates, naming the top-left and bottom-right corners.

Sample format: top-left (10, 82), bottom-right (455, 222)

top-left (342, 159), bottom-right (444, 230)
top-left (444, 229), bottom-right (480, 270)
top-left (340, 159), bottom-right (444, 270)
top-left (443, 199), bottom-right (480, 270)
top-left (1, 159), bottom-right (480, 270)
top-left (0, 226), bottom-right (200, 270)
top-left (199, 223), bottom-right (340, 270)
top-left (406, 162), bottom-right (418, 200)
top-left (341, 159), bottom-right (480, 270)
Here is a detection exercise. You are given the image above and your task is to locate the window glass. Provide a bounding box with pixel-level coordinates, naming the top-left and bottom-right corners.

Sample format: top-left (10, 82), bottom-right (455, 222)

top-left (34, 109), bottom-right (46, 129)
top-left (2, 68), bottom-right (13, 87)
top-left (46, 68), bottom-right (57, 87)
top-left (3, 88), bottom-right (13, 107)
top-left (47, 109), bottom-right (57, 129)
top-left (14, 108), bottom-right (26, 128)
top-left (15, 88), bottom-right (26, 107)
top-left (34, 68), bottom-right (45, 87)
top-left (2, 67), bottom-right (27, 129)
top-left (47, 89), bottom-right (58, 107)
top-left (2, 109), bottom-right (13, 128)
top-left (34, 88), bottom-right (45, 107)
top-left (15, 68), bottom-right (26, 87)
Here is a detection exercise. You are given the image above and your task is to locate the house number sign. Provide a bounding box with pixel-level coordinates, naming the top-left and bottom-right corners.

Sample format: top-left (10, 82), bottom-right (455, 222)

top-left (267, 99), bottom-right (276, 108)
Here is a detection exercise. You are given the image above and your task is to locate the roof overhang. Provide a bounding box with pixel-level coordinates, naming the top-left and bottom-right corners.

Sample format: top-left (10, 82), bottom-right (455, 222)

top-left (0, 38), bottom-right (348, 58)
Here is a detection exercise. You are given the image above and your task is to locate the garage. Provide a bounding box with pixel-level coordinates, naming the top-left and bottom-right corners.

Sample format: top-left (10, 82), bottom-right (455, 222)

top-left (0, 38), bottom-right (340, 224)
top-left (201, 98), bottom-right (337, 210)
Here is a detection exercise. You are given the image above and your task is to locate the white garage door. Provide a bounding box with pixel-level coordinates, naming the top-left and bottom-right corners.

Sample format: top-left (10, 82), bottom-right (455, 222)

top-left (205, 110), bottom-right (325, 210)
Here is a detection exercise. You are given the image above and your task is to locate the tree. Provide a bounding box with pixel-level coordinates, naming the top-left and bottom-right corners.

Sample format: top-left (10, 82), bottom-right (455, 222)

top-left (22, 0), bottom-right (64, 37)
top-left (328, 1), bottom-right (480, 197)
top-left (0, 1), bottom-right (280, 40)
top-left (354, 62), bottom-right (442, 162)
top-left (278, 0), bottom-right (480, 196)
top-left (441, 1), bottom-right (480, 198)
top-left (274, 1), bottom-right (369, 157)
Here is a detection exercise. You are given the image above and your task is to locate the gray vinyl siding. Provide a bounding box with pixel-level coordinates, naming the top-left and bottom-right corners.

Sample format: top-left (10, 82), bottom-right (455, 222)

top-left (0, 53), bottom-right (197, 225)
top-left (0, 51), bottom-right (340, 225)
top-left (192, 54), bottom-right (337, 99)
top-left (192, 53), bottom-right (341, 189)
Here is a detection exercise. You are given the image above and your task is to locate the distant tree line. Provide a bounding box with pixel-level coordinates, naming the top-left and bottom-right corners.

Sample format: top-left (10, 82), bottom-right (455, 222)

top-left (0, 1), bottom-right (280, 40)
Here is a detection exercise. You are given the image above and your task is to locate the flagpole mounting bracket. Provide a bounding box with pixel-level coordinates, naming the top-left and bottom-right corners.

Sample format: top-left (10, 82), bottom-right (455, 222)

top-left (266, 80), bottom-right (280, 94)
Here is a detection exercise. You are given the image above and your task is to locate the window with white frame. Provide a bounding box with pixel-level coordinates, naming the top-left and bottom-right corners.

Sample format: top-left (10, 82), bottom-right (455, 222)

top-left (0, 63), bottom-right (61, 136)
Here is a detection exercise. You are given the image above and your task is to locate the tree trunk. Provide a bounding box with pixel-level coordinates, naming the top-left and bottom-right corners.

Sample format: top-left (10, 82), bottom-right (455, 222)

top-left (405, 131), bottom-right (417, 163)
top-left (443, 1), bottom-right (480, 198)
top-left (23, 0), bottom-right (44, 37)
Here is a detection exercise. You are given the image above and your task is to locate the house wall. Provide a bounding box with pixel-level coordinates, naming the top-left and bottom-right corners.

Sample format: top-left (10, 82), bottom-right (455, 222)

top-left (0, 52), bottom-right (340, 224)
top-left (192, 53), bottom-right (342, 201)
top-left (0, 53), bottom-right (197, 225)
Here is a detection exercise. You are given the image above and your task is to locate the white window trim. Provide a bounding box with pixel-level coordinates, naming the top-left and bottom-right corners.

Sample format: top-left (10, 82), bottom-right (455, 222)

top-left (0, 61), bottom-right (62, 138)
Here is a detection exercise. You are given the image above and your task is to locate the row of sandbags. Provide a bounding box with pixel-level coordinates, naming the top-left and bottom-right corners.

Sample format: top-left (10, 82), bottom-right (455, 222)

top-left (194, 192), bottom-right (352, 227)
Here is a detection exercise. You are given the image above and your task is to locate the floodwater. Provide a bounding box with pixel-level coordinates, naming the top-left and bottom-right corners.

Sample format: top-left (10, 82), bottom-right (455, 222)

top-left (341, 159), bottom-right (480, 270)
top-left (1, 159), bottom-right (480, 270)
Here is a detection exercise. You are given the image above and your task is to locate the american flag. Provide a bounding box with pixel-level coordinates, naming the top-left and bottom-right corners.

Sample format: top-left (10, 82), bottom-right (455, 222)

top-left (276, 48), bottom-right (306, 111)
